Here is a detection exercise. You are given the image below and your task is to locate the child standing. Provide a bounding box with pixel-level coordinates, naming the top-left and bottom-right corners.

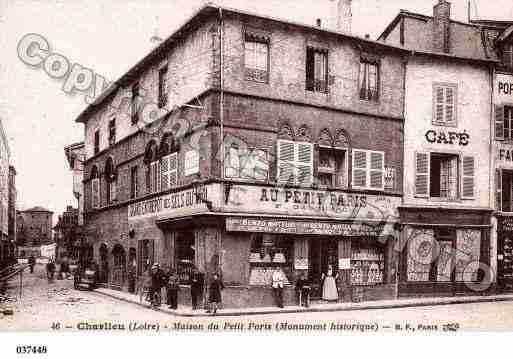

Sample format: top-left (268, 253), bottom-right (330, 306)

top-left (207, 273), bottom-right (224, 315)
top-left (166, 270), bottom-right (180, 310)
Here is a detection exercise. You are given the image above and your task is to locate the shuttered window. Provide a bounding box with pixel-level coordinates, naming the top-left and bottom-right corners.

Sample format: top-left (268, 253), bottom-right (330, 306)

top-left (433, 84), bottom-right (457, 126)
top-left (461, 156), bottom-right (475, 199)
top-left (352, 150), bottom-right (385, 190)
top-left (502, 106), bottom-right (513, 140)
top-left (109, 180), bottom-right (117, 203)
top-left (277, 140), bottom-right (313, 186)
top-left (92, 178), bottom-right (100, 209)
top-left (496, 169), bottom-right (503, 211)
top-left (148, 161), bottom-right (160, 193)
top-left (496, 105), bottom-right (505, 140)
top-left (415, 152), bottom-right (430, 197)
top-left (160, 153), bottom-right (178, 190)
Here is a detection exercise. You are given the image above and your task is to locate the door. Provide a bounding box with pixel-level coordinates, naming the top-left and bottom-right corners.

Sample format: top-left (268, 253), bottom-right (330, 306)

top-left (111, 245), bottom-right (126, 290)
top-left (309, 238), bottom-right (339, 299)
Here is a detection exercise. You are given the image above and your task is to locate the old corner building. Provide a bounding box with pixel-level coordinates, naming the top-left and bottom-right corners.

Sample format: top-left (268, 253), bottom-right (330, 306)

top-left (77, 3), bottom-right (407, 307)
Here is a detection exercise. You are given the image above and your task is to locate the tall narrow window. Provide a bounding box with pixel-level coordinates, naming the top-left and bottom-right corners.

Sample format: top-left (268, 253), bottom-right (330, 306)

top-left (359, 61), bottom-right (379, 101)
top-left (108, 118), bottom-right (116, 145)
top-left (94, 129), bottom-right (100, 155)
top-left (503, 44), bottom-right (513, 69)
top-left (130, 166), bottom-right (138, 199)
top-left (158, 66), bottom-right (168, 108)
top-left (91, 166), bottom-right (100, 209)
top-left (503, 106), bottom-right (513, 140)
top-left (244, 35), bottom-right (269, 83)
top-left (433, 83), bottom-right (457, 126)
top-left (131, 82), bottom-right (140, 124)
top-left (105, 157), bottom-right (116, 205)
top-left (306, 47), bottom-right (328, 93)
top-left (277, 140), bottom-right (313, 186)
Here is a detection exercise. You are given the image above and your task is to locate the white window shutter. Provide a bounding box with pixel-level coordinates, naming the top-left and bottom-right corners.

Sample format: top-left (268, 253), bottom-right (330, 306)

top-left (252, 149), bottom-right (269, 181)
top-left (160, 155), bottom-right (170, 191)
top-left (445, 86), bottom-right (455, 125)
top-left (369, 151), bottom-right (384, 190)
top-left (434, 86), bottom-right (445, 124)
top-left (415, 152), bottom-right (430, 197)
top-left (461, 156), bottom-right (475, 199)
top-left (496, 169), bottom-right (502, 211)
top-left (169, 153), bottom-right (178, 187)
top-left (296, 142), bottom-right (313, 186)
top-left (277, 140), bottom-right (295, 185)
top-left (496, 105), bottom-right (505, 140)
top-left (110, 180), bottom-right (117, 202)
top-left (352, 150), bottom-right (368, 188)
top-left (225, 146), bottom-right (240, 178)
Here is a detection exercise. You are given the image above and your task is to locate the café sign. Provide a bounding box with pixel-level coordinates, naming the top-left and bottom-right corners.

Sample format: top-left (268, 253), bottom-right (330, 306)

top-left (495, 73), bottom-right (513, 103)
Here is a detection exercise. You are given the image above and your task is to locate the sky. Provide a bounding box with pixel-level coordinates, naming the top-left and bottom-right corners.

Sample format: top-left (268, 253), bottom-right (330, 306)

top-left (0, 0), bottom-right (512, 220)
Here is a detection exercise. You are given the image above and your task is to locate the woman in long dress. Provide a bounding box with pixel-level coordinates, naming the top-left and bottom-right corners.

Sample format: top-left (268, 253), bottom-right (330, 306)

top-left (321, 264), bottom-right (339, 301)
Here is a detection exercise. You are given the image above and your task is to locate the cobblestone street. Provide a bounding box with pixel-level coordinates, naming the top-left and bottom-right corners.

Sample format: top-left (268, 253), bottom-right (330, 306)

top-left (2, 264), bottom-right (513, 332)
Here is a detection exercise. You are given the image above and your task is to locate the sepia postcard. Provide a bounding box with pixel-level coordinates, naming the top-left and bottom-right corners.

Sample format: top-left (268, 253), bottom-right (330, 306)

top-left (2, 0), bottom-right (513, 356)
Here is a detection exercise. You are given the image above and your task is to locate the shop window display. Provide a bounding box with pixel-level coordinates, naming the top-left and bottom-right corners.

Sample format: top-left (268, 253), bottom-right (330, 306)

top-left (351, 239), bottom-right (385, 285)
top-left (249, 234), bottom-right (293, 286)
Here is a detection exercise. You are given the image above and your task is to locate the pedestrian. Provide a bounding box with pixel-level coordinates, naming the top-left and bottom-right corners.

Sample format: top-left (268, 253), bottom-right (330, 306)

top-left (272, 268), bottom-right (285, 308)
top-left (321, 264), bottom-right (339, 302)
top-left (46, 259), bottom-right (55, 283)
top-left (166, 270), bottom-right (180, 310)
top-left (207, 273), bottom-right (224, 315)
top-left (190, 267), bottom-right (205, 310)
top-left (61, 258), bottom-right (70, 279)
top-left (295, 272), bottom-right (311, 307)
top-left (139, 268), bottom-right (152, 304)
top-left (149, 263), bottom-right (166, 307)
top-left (28, 255), bottom-right (36, 274)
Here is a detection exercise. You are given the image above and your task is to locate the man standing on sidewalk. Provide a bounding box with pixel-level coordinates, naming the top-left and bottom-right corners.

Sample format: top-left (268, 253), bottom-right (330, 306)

top-left (28, 255), bottom-right (36, 274)
top-left (190, 267), bottom-right (204, 310)
top-left (272, 268), bottom-right (285, 308)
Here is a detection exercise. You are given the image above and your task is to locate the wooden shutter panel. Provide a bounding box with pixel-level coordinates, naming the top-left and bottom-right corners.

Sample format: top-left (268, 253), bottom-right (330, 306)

top-left (352, 150), bottom-right (368, 188)
top-left (445, 86), bottom-right (455, 125)
top-left (296, 143), bottom-right (313, 186)
top-left (415, 152), bottom-right (430, 197)
top-left (169, 153), bottom-right (178, 187)
top-left (495, 105), bottom-right (505, 140)
top-left (277, 140), bottom-right (295, 184)
top-left (160, 155), bottom-right (170, 191)
top-left (496, 169), bottom-right (503, 211)
top-left (225, 146), bottom-right (239, 178)
top-left (253, 149), bottom-right (269, 181)
top-left (110, 180), bottom-right (117, 202)
top-left (92, 178), bottom-right (100, 209)
top-left (434, 86), bottom-right (445, 124)
top-left (461, 156), bottom-right (475, 199)
top-left (369, 152), bottom-right (384, 190)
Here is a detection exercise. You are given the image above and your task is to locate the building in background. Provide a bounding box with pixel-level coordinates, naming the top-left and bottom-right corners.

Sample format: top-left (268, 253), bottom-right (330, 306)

top-left (16, 206), bottom-right (54, 258)
top-left (53, 206), bottom-right (79, 261)
top-left (8, 166), bottom-right (17, 255)
top-left (379, 0), bottom-right (496, 297)
top-left (0, 118), bottom-right (13, 270)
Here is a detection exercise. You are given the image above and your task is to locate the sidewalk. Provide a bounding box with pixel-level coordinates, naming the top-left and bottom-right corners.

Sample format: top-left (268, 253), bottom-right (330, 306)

top-left (93, 287), bottom-right (513, 317)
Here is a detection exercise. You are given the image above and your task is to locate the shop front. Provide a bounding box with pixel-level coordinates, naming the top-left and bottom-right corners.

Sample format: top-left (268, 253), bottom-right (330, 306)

top-left (127, 182), bottom-right (401, 308)
top-left (398, 206), bottom-right (492, 297)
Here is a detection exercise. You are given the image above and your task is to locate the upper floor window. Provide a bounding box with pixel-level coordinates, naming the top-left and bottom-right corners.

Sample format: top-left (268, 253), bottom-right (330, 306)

top-left (144, 139), bottom-right (178, 194)
top-left (225, 143), bottom-right (269, 181)
top-left (503, 44), bottom-right (513, 69)
top-left (433, 83), bottom-right (457, 126)
top-left (352, 149), bottom-right (384, 191)
top-left (495, 105), bottom-right (513, 140)
top-left (359, 61), bottom-right (379, 101)
top-left (105, 157), bottom-right (117, 205)
top-left (131, 82), bottom-right (140, 124)
top-left (94, 129), bottom-right (100, 155)
top-left (497, 169), bottom-right (513, 212)
top-left (158, 66), bottom-right (168, 108)
top-left (414, 152), bottom-right (475, 200)
top-left (244, 35), bottom-right (269, 83)
top-left (318, 147), bottom-right (347, 188)
top-left (108, 118), bottom-right (116, 146)
top-left (306, 47), bottom-right (328, 93)
top-left (90, 166), bottom-right (100, 209)
top-left (277, 140), bottom-right (313, 186)
top-left (130, 166), bottom-right (138, 199)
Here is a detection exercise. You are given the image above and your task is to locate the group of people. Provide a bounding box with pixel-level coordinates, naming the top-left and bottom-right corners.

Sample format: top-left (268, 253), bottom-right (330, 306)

top-left (143, 264), bottom-right (224, 314)
top-left (272, 264), bottom-right (339, 308)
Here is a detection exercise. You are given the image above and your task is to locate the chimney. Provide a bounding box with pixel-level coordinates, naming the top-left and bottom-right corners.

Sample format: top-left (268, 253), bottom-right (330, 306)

top-left (316, 18), bottom-right (322, 27)
top-left (433, 0), bottom-right (451, 53)
top-left (330, 0), bottom-right (352, 33)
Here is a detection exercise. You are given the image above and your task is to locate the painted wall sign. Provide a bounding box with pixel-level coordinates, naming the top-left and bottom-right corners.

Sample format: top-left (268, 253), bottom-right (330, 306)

top-left (498, 148), bottom-right (513, 162)
top-left (425, 129), bottom-right (469, 146)
top-left (338, 258), bottom-right (351, 270)
top-left (294, 258), bottom-right (309, 270)
top-left (225, 184), bottom-right (400, 222)
top-left (495, 73), bottom-right (513, 103)
top-left (184, 150), bottom-right (200, 176)
top-left (128, 184), bottom-right (220, 221)
top-left (226, 217), bottom-right (394, 237)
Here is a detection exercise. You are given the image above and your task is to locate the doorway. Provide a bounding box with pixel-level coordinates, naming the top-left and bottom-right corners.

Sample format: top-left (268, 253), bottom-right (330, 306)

top-left (111, 245), bottom-right (126, 290)
top-left (309, 238), bottom-right (338, 298)
top-left (99, 244), bottom-right (109, 284)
